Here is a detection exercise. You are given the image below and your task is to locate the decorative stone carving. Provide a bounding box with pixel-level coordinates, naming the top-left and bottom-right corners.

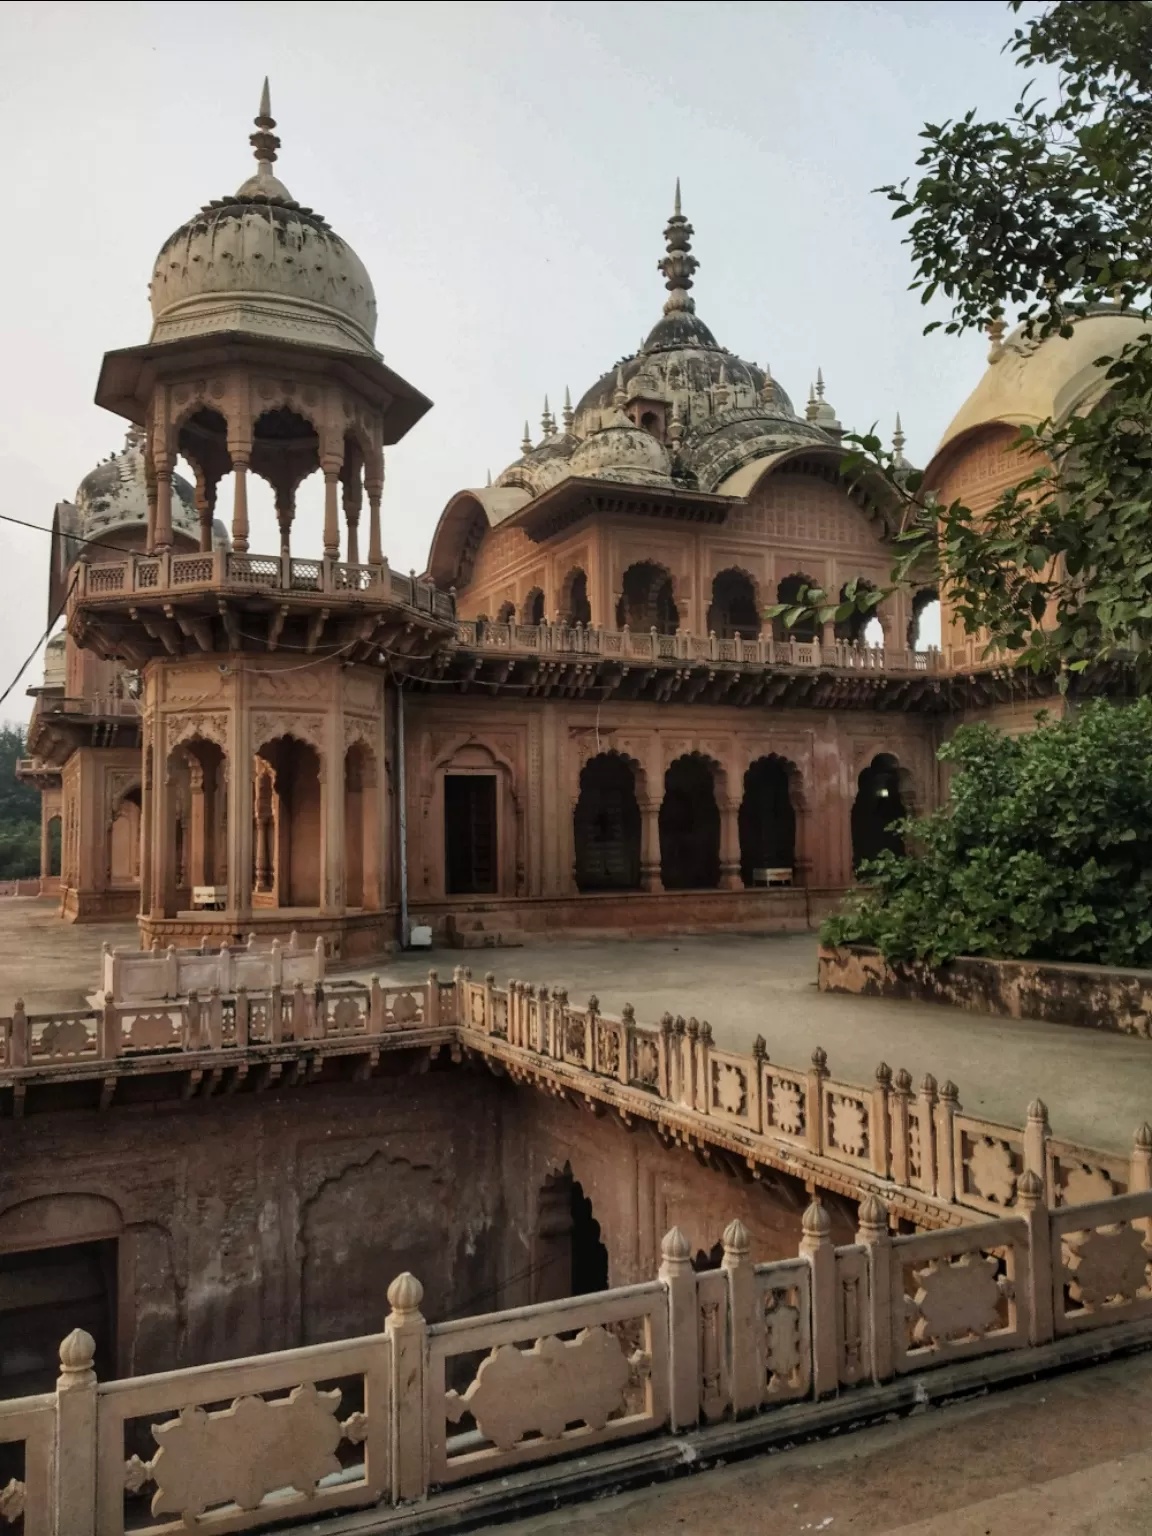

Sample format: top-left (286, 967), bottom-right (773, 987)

top-left (251, 713), bottom-right (324, 754)
top-left (329, 996), bottom-right (365, 1035)
top-left (769, 1078), bottom-right (805, 1137)
top-left (125, 1011), bottom-right (181, 1051)
top-left (1063, 1224), bottom-right (1151, 1309)
top-left (37, 1016), bottom-right (92, 1058)
top-left (0, 1479), bottom-right (25, 1524)
top-left (830, 1095), bottom-right (868, 1158)
top-left (594, 1024), bottom-right (621, 1078)
top-left (384, 990), bottom-right (421, 1026)
top-left (444, 1327), bottom-right (641, 1452)
top-left (149, 1383), bottom-right (342, 1518)
top-left (166, 712), bottom-right (229, 752)
top-left (966, 1136), bottom-right (1018, 1206)
top-left (1061, 1163), bottom-right (1115, 1206)
top-left (764, 1292), bottom-right (804, 1395)
top-left (908, 1252), bottom-right (1006, 1347)
top-left (565, 1017), bottom-right (587, 1059)
top-left (712, 1061), bottom-right (748, 1117)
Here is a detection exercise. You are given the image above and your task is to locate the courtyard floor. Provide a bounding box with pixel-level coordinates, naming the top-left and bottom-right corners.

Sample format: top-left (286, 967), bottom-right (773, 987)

top-left (2, 899), bottom-right (1150, 1154)
top-left (468, 1347), bottom-right (1152, 1536)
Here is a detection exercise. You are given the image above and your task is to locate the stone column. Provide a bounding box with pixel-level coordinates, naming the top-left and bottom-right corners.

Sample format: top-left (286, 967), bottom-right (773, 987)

top-left (322, 450), bottom-right (344, 560)
top-left (322, 680), bottom-right (344, 915)
top-left (193, 468), bottom-right (214, 554)
top-left (187, 759), bottom-right (207, 888)
top-left (231, 455), bottom-right (250, 554)
top-left (342, 459), bottom-right (363, 565)
top-left (639, 796), bottom-right (663, 892)
top-left (154, 470), bottom-right (174, 552)
top-left (718, 791), bottom-right (742, 890)
top-left (366, 448), bottom-right (384, 566)
top-left (227, 687), bottom-right (253, 922)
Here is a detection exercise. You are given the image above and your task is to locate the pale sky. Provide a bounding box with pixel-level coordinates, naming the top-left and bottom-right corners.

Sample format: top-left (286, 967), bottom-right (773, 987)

top-left (0, 0), bottom-right (1034, 711)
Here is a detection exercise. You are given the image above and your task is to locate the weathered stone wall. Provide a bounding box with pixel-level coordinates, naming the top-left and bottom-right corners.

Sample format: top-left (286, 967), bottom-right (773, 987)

top-left (819, 943), bottom-right (1152, 1038)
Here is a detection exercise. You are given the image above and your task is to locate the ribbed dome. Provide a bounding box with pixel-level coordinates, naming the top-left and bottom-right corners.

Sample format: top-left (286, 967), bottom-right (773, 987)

top-left (569, 416), bottom-right (673, 485)
top-left (148, 85), bottom-right (378, 359)
top-left (75, 430), bottom-right (198, 541)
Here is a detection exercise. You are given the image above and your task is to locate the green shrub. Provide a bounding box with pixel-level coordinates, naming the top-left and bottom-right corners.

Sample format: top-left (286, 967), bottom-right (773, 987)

top-left (823, 700), bottom-right (1152, 968)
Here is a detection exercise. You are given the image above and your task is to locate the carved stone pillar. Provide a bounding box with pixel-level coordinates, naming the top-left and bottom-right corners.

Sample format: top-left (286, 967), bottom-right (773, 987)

top-left (154, 471), bottom-right (174, 553)
top-left (187, 759), bottom-right (207, 887)
top-left (231, 456), bottom-right (250, 554)
top-left (719, 793), bottom-right (742, 890)
top-left (639, 797), bottom-right (663, 893)
top-left (193, 468), bottom-right (215, 554)
top-left (366, 465), bottom-right (384, 566)
top-left (275, 489), bottom-right (295, 559)
top-left (322, 451), bottom-right (344, 559)
top-left (227, 691), bottom-right (253, 921)
top-left (342, 452), bottom-right (364, 565)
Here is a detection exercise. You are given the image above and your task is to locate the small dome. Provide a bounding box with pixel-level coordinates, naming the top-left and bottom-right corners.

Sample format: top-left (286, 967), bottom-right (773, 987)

top-left (148, 85), bottom-right (377, 359)
top-left (569, 416), bottom-right (672, 485)
top-left (74, 429), bottom-right (198, 541)
top-left (42, 633), bottom-right (66, 689)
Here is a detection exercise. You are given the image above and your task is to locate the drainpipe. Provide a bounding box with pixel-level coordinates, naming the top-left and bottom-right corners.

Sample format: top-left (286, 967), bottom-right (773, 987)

top-left (396, 679), bottom-right (410, 949)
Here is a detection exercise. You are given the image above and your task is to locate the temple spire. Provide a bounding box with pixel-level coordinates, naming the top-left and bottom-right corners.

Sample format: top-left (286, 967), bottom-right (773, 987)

top-left (541, 395), bottom-right (555, 437)
top-left (892, 413), bottom-right (909, 468)
top-left (613, 367), bottom-right (627, 410)
top-left (658, 179), bottom-right (698, 316)
top-left (562, 386), bottom-right (574, 433)
top-left (521, 421), bottom-right (532, 455)
top-left (237, 77), bottom-right (293, 200)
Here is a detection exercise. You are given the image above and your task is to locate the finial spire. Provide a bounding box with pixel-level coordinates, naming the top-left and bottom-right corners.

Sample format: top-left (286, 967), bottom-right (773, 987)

top-left (658, 181), bottom-right (698, 316)
top-left (805, 382), bottom-right (818, 422)
top-left (541, 395), bottom-right (555, 437)
top-left (562, 386), bottom-right (574, 433)
top-left (892, 413), bottom-right (909, 468)
top-left (816, 367), bottom-right (826, 399)
top-left (485, 467), bottom-right (492, 487)
top-left (520, 420), bottom-right (532, 455)
top-left (237, 78), bottom-right (293, 200)
top-left (613, 367), bottom-right (627, 410)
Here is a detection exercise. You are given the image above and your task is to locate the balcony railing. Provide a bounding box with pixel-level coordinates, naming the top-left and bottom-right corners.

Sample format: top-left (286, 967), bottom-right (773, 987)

top-left (72, 550), bottom-right (456, 620)
top-left (456, 619), bottom-right (944, 673)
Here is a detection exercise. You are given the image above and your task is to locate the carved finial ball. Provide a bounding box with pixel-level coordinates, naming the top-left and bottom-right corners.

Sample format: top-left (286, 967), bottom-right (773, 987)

top-left (700, 1021), bottom-right (713, 1044)
top-left (1017, 1169), bottom-right (1044, 1200)
top-left (1027, 1098), bottom-right (1049, 1122)
top-left (661, 1225), bottom-right (691, 1262)
top-left (59, 1327), bottom-right (96, 1373)
top-left (722, 1217), bottom-right (750, 1256)
top-left (802, 1199), bottom-right (831, 1237)
top-left (484, 972), bottom-right (496, 986)
top-left (622, 1003), bottom-right (635, 1023)
top-left (942, 1080), bottom-right (959, 1101)
top-left (811, 1046), bottom-right (828, 1070)
top-left (858, 1193), bottom-right (889, 1231)
top-left (660, 1012), bottom-right (673, 1033)
top-left (894, 1067), bottom-right (913, 1092)
top-left (387, 1272), bottom-right (424, 1316)
top-left (1136, 1123), bottom-right (1152, 1151)
top-left (753, 1033), bottom-right (767, 1060)
top-left (921, 1073), bottom-right (938, 1095)
top-left (876, 1062), bottom-right (892, 1085)
top-left (588, 995), bottom-right (600, 1012)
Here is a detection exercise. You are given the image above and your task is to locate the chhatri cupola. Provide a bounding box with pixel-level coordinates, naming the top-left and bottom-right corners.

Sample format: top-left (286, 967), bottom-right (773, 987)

top-left (95, 82), bottom-right (431, 562)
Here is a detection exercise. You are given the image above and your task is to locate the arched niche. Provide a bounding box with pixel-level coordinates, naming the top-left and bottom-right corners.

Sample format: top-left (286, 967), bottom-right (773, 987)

top-left (773, 573), bottom-right (820, 642)
top-left (851, 753), bottom-right (910, 872)
top-left (108, 785), bottom-right (142, 888)
top-left (573, 752), bottom-right (642, 892)
top-left (558, 568), bottom-right (592, 627)
top-left (431, 740), bottom-right (521, 899)
top-left (531, 1165), bottom-right (609, 1303)
top-left (162, 735), bottom-right (227, 916)
top-left (522, 588), bottom-right (545, 625)
top-left (660, 753), bottom-right (721, 890)
top-left (616, 562), bottom-right (678, 635)
top-left (254, 734), bottom-right (324, 909)
top-left (707, 568), bottom-right (761, 639)
top-left (344, 738), bottom-right (381, 910)
top-left (739, 755), bottom-right (800, 887)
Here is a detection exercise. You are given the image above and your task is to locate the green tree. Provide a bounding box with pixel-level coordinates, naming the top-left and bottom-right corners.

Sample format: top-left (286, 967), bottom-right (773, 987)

top-left (0, 724), bottom-right (42, 880)
top-left (772, 1), bottom-right (1152, 685)
top-left (825, 699), bottom-right (1152, 967)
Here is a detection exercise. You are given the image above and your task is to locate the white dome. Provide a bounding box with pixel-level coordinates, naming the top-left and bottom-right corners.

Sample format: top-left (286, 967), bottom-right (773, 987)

top-left (74, 430), bottom-right (198, 541)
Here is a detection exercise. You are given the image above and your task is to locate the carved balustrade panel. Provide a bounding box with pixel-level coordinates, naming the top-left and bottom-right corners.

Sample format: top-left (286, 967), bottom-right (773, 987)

top-left (755, 1259), bottom-right (812, 1404)
top-left (0, 1397), bottom-right (53, 1536)
top-left (428, 1282), bottom-right (668, 1485)
top-left (708, 1048), bottom-right (755, 1130)
top-left (904, 1102), bottom-right (935, 1193)
top-left (1052, 1190), bottom-right (1152, 1336)
top-left (29, 1012), bottom-right (98, 1064)
top-left (628, 1026), bottom-right (662, 1093)
top-left (98, 1336), bottom-right (390, 1534)
top-left (954, 1118), bottom-right (1026, 1213)
top-left (696, 1268), bottom-right (729, 1422)
top-left (1047, 1139), bottom-right (1128, 1207)
top-left (117, 1008), bottom-right (184, 1055)
top-left (320, 987), bottom-right (370, 1039)
top-left (834, 1245), bottom-right (872, 1387)
top-left (890, 1218), bottom-right (1028, 1373)
top-left (376, 985), bottom-right (426, 1030)
top-left (761, 1065), bottom-right (808, 1146)
top-left (823, 1081), bottom-right (870, 1168)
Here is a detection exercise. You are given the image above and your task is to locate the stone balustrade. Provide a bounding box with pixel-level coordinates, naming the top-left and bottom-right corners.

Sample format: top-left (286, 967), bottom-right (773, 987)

top-left (70, 549), bottom-right (456, 619)
top-left (1, 969), bottom-right (1144, 1231)
top-left (16, 1175), bottom-right (1152, 1533)
top-left (102, 931), bottom-right (326, 1004)
top-left (456, 617), bottom-right (942, 673)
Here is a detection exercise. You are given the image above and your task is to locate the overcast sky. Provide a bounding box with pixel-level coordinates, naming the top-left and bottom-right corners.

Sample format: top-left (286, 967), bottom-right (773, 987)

top-left (0, 0), bottom-right (1036, 710)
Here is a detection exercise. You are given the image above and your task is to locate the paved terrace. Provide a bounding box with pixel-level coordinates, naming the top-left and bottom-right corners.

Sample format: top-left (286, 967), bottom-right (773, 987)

top-left (0, 900), bottom-right (1146, 1155)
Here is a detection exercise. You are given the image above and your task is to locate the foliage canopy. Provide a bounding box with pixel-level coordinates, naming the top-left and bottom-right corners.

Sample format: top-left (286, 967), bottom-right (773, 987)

top-left (824, 700), bottom-right (1152, 968)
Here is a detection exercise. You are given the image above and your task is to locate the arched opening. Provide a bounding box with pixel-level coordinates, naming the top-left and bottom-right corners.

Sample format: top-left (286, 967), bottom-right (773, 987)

top-left (163, 737), bottom-right (226, 915)
top-left (532, 1166), bottom-right (609, 1303)
top-left (835, 581), bottom-right (879, 644)
top-left (707, 568), bottom-right (761, 639)
top-left (255, 736), bottom-right (323, 907)
top-left (574, 754), bottom-right (641, 891)
top-left (909, 587), bottom-right (941, 651)
top-left (108, 786), bottom-right (141, 888)
top-left (251, 406), bottom-right (321, 558)
top-left (344, 741), bottom-right (380, 910)
top-left (523, 588), bottom-right (545, 625)
top-left (177, 406), bottom-right (231, 553)
top-left (46, 817), bottom-right (61, 879)
top-left (773, 574), bottom-right (820, 642)
top-left (616, 562), bottom-right (678, 634)
top-left (852, 753), bottom-right (907, 873)
top-left (739, 756), bottom-right (797, 887)
top-left (496, 601), bottom-right (516, 624)
top-left (558, 568), bottom-right (592, 627)
top-left (660, 754), bottom-right (720, 890)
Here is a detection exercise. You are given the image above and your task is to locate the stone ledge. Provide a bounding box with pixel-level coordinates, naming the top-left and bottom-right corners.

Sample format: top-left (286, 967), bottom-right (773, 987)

top-left (317, 1317), bottom-right (1152, 1534)
top-left (819, 943), bottom-right (1152, 1038)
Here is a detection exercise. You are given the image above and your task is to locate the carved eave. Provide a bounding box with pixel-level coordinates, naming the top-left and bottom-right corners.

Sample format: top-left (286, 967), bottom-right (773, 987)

top-left (14, 758), bottom-right (62, 790)
top-left (506, 477), bottom-right (737, 543)
top-left (26, 702), bottom-right (141, 765)
top-left (96, 332), bottom-right (432, 446)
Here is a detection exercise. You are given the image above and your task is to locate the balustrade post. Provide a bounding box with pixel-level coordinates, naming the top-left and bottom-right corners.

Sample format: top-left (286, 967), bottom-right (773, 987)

top-left (452, 965), bottom-right (466, 1030)
top-left (1024, 1098), bottom-right (1051, 1203)
top-left (370, 976), bottom-right (384, 1033)
top-left (890, 1068), bottom-right (913, 1186)
top-left (385, 1273), bottom-right (428, 1503)
top-left (314, 934), bottom-right (327, 981)
top-left (685, 1018), bottom-right (700, 1108)
top-left (55, 1328), bottom-right (97, 1536)
top-left (919, 1074), bottom-right (939, 1194)
top-left (9, 999), bottom-right (27, 1067)
top-left (483, 972), bottom-right (495, 1034)
top-left (806, 1047), bottom-right (828, 1155)
top-left (856, 1194), bottom-right (894, 1383)
top-left (722, 1219), bottom-right (760, 1414)
top-left (659, 1227), bottom-right (699, 1431)
top-left (269, 984), bottom-right (283, 1044)
top-left (1017, 1170), bottom-right (1054, 1346)
top-left (183, 990), bottom-right (201, 1052)
top-left (292, 979), bottom-right (308, 1040)
top-left (584, 996), bottom-right (598, 1070)
top-left (751, 1034), bottom-right (767, 1134)
top-left (235, 986), bottom-right (249, 1049)
top-left (659, 1013), bottom-right (673, 1098)
top-left (218, 943), bottom-right (232, 995)
top-left (207, 987), bottom-right (222, 1050)
top-left (426, 970), bottom-right (440, 1030)
top-left (801, 1200), bottom-right (838, 1397)
top-left (270, 938), bottom-right (283, 989)
top-left (697, 1021), bottom-right (712, 1112)
top-left (164, 944), bottom-right (178, 1000)
top-left (934, 1081), bottom-right (960, 1204)
top-left (97, 995), bottom-right (119, 1060)
top-left (1130, 1123), bottom-right (1152, 1193)
top-left (870, 1063), bottom-right (892, 1178)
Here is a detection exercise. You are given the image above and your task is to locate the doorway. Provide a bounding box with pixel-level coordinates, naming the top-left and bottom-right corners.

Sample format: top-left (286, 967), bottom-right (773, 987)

top-left (0, 1239), bottom-right (116, 1398)
top-left (444, 774), bottom-right (498, 895)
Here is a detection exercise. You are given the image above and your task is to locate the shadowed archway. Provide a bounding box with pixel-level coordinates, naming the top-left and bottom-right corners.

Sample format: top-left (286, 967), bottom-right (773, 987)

top-left (574, 753), bottom-right (641, 891)
top-left (660, 753), bottom-right (720, 890)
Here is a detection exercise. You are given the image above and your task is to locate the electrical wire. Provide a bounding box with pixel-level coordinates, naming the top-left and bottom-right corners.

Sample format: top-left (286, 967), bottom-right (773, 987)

top-left (0, 570), bottom-right (77, 711)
